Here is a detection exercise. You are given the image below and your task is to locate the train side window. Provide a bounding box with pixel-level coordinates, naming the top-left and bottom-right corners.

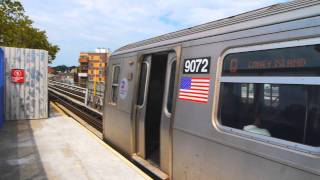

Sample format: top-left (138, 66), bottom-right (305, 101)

top-left (218, 43), bottom-right (320, 147)
top-left (111, 65), bottom-right (120, 104)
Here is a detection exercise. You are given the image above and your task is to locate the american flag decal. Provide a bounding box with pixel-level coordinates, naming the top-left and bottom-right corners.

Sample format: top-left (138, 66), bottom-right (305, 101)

top-left (179, 77), bottom-right (210, 103)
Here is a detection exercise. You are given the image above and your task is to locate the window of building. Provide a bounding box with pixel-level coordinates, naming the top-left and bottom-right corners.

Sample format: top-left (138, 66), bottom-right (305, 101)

top-left (111, 65), bottom-right (120, 104)
top-left (218, 43), bottom-right (320, 147)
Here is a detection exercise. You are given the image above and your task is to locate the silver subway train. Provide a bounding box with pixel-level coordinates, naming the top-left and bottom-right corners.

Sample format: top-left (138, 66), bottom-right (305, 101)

top-left (103, 0), bottom-right (320, 179)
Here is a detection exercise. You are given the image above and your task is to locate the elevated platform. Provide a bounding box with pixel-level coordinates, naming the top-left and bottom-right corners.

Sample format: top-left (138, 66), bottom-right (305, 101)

top-left (0, 103), bottom-right (151, 180)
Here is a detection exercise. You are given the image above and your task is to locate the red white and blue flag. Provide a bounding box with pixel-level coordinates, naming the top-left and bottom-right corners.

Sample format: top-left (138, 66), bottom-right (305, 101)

top-left (179, 77), bottom-right (210, 103)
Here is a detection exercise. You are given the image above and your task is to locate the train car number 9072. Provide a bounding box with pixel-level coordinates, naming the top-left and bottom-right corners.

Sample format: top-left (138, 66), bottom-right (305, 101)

top-left (183, 57), bottom-right (210, 74)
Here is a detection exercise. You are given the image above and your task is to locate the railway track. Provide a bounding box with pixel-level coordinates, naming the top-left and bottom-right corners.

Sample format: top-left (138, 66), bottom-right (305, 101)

top-left (48, 81), bottom-right (103, 132)
top-left (49, 81), bottom-right (87, 103)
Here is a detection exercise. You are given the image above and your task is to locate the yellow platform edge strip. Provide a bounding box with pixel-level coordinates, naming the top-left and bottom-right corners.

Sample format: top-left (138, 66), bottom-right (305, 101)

top-left (50, 102), bottom-right (68, 116)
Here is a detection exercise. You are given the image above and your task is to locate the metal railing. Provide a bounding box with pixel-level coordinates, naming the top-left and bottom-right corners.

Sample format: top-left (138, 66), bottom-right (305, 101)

top-left (48, 80), bottom-right (104, 111)
top-left (49, 80), bottom-right (88, 103)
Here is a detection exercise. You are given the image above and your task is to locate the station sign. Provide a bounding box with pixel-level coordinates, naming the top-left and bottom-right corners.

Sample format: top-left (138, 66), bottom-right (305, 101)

top-left (11, 69), bottom-right (25, 83)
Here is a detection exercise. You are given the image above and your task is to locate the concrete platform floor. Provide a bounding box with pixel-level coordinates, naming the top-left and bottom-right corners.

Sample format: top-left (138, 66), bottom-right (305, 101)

top-left (0, 104), bottom-right (150, 180)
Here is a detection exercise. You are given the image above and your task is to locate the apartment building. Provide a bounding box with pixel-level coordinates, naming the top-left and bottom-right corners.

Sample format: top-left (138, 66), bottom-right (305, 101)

top-left (78, 48), bottom-right (109, 86)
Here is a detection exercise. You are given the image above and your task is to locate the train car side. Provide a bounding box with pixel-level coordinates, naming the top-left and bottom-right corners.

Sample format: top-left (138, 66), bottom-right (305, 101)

top-left (173, 16), bottom-right (320, 180)
top-left (103, 1), bottom-right (320, 179)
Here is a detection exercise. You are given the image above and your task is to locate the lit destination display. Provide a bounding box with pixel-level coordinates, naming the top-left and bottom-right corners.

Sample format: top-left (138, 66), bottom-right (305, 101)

top-left (223, 44), bottom-right (320, 76)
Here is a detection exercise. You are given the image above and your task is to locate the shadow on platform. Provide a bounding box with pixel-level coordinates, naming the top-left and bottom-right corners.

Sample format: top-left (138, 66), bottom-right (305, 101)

top-left (0, 119), bottom-right (48, 180)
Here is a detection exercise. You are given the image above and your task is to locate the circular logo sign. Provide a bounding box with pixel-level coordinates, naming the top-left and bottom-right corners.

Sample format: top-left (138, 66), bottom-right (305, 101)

top-left (11, 69), bottom-right (25, 83)
top-left (119, 78), bottom-right (128, 99)
top-left (13, 70), bottom-right (22, 77)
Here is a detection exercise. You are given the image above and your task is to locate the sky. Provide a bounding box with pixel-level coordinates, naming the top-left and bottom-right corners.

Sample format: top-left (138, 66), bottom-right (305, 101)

top-left (20, 0), bottom-right (289, 66)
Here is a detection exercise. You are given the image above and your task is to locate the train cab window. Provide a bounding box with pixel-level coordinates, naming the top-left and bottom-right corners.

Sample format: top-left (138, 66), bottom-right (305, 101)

top-left (111, 65), bottom-right (120, 104)
top-left (218, 43), bottom-right (320, 147)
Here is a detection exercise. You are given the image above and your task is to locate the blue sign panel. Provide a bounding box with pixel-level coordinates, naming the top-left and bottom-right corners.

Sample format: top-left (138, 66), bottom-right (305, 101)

top-left (0, 48), bottom-right (4, 128)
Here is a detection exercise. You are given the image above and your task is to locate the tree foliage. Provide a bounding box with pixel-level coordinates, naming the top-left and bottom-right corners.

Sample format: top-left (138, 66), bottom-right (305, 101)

top-left (53, 65), bottom-right (78, 73)
top-left (53, 65), bottom-right (69, 73)
top-left (0, 0), bottom-right (59, 63)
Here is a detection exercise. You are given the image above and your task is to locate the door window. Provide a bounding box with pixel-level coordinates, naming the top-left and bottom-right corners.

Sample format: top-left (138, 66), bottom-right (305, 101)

top-left (137, 62), bottom-right (148, 106)
top-left (167, 61), bottom-right (177, 114)
top-left (111, 65), bottom-right (120, 104)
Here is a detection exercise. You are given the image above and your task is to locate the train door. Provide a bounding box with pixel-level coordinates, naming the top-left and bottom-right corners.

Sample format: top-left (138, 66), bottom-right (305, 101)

top-left (135, 52), bottom-right (177, 176)
top-left (136, 55), bottom-right (151, 158)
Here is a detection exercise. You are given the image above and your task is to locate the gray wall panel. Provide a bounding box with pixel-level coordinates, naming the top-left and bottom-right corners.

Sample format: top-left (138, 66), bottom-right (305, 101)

top-left (2, 47), bottom-right (48, 120)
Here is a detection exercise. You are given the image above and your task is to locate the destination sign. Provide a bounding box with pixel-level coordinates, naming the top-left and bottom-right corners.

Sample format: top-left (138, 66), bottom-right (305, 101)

top-left (222, 44), bottom-right (320, 75)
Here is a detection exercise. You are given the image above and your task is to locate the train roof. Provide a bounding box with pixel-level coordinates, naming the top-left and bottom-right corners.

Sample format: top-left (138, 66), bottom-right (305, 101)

top-left (112, 0), bottom-right (320, 56)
